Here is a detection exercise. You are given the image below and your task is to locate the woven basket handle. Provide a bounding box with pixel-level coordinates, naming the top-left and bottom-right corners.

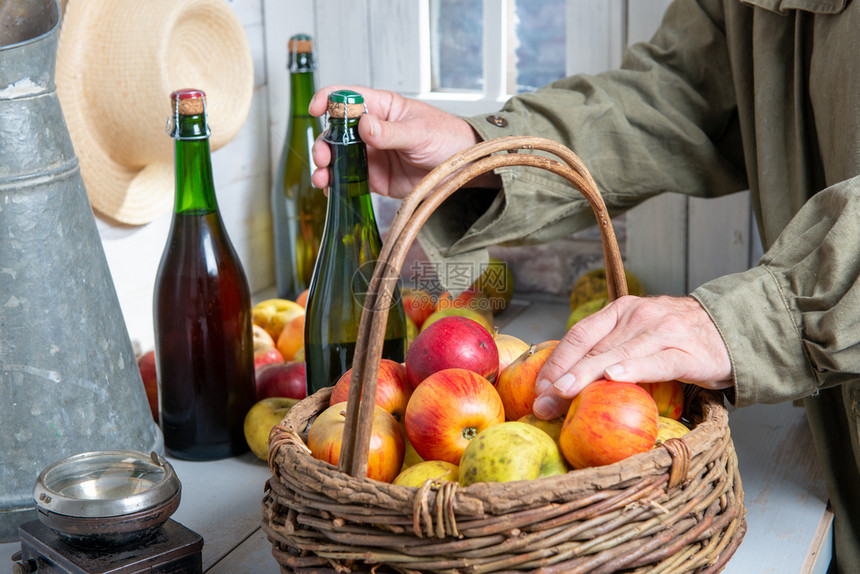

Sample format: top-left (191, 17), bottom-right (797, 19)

top-left (338, 136), bottom-right (628, 478)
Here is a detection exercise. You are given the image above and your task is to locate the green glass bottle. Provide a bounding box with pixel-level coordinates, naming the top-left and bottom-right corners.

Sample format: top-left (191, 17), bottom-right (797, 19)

top-left (154, 89), bottom-right (255, 460)
top-left (271, 34), bottom-right (326, 300)
top-left (304, 90), bottom-right (407, 395)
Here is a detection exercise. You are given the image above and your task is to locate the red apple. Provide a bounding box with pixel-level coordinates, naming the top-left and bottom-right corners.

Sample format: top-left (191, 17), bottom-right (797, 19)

top-left (404, 368), bottom-right (505, 465)
top-left (496, 341), bottom-right (559, 421)
top-left (559, 380), bottom-right (659, 469)
top-left (254, 346), bottom-right (284, 371)
top-left (638, 380), bottom-right (685, 420)
top-left (137, 350), bottom-right (158, 423)
top-left (405, 316), bottom-right (499, 388)
top-left (494, 332), bottom-right (531, 373)
top-left (401, 287), bottom-right (436, 330)
top-left (255, 361), bottom-right (307, 400)
top-left (308, 401), bottom-right (405, 483)
top-left (330, 359), bottom-right (413, 422)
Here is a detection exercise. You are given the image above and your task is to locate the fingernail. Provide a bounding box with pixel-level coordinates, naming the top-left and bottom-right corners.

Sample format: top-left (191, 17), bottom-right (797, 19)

top-left (605, 364), bottom-right (625, 380)
top-left (553, 373), bottom-right (576, 394)
top-left (533, 395), bottom-right (557, 419)
top-left (366, 115), bottom-right (378, 137)
top-left (535, 378), bottom-right (552, 395)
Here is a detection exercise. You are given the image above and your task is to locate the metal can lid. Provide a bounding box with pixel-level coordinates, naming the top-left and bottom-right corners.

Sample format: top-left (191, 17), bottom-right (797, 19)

top-left (327, 89), bottom-right (365, 119)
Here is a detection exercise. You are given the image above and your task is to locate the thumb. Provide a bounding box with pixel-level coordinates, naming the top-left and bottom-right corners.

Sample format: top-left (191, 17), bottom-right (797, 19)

top-left (358, 114), bottom-right (420, 154)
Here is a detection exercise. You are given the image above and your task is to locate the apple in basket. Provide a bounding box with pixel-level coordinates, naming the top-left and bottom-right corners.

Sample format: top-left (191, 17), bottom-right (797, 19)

top-left (494, 332), bottom-right (530, 372)
top-left (404, 368), bottom-right (505, 465)
top-left (405, 316), bottom-right (499, 388)
top-left (308, 402), bottom-right (404, 483)
top-left (495, 340), bottom-right (559, 421)
top-left (392, 460), bottom-right (460, 488)
top-left (329, 358), bottom-right (413, 422)
top-left (459, 421), bottom-right (568, 486)
top-left (638, 380), bottom-right (685, 420)
top-left (559, 380), bottom-right (659, 469)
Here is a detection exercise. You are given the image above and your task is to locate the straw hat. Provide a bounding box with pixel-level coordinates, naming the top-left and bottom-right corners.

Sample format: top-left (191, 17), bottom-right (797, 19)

top-left (56, 0), bottom-right (254, 225)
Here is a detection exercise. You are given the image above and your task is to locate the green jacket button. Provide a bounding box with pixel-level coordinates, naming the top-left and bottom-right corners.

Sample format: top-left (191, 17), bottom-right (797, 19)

top-left (486, 114), bottom-right (508, 127)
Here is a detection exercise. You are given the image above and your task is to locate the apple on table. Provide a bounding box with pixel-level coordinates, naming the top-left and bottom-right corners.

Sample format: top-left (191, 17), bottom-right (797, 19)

top-left (254, 346), bottom-right (284, 371)
top-left (252, 298), bottom-right (304, 341)
top-left (401, 287), bottom-right (436, 330)
top-left (136, 349), bottom-right (159, 423)
top-left (256, 361), bottom-right (307, 401)
top-left (243, 397), bottom-right (298, 461)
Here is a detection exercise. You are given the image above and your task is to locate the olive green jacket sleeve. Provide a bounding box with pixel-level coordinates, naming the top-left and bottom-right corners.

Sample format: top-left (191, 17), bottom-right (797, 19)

top-left (420, 0), bottom-right (748, 258)
top-left (692, 175), bottom-right (860, 407)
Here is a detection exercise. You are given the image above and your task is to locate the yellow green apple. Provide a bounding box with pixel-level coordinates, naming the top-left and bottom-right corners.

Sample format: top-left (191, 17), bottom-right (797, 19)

top-left (459, 421), bottom-right (568, 486)
top-left (243, 397), bottom-right (299, 461)
top-left (655, 416), bottom-right (690, 445)
top-left (393, 460), bottom-right (459, 487)
top-left (517, 412), bottom-right (565, 443)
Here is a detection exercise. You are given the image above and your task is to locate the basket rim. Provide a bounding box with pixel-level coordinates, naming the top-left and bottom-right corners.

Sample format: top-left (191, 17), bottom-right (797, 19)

top-left (268, 387), bottom-right (730, 518)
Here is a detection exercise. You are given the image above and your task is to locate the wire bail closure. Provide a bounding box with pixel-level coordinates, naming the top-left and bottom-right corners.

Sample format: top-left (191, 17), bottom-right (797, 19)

top-left (324, 94), bottom-right (368, 146)
top-left (165, 93), bottom-right (212, 140)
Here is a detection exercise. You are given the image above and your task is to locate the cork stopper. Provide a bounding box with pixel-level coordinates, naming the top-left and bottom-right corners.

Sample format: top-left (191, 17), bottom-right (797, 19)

top-left (327, 89), bottom-right (365, 119)
top-left (288, 34), bottom-right (313, 54)
top-left (170, 88), bottom-right (206, 115)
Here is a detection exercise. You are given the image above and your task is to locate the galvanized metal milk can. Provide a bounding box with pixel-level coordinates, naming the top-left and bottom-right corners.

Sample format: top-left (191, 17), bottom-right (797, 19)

top-left (0, 0), bottom-right (163, 542)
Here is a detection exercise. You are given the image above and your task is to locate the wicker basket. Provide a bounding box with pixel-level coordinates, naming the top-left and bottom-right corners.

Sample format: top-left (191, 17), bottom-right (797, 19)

top-left (263, 136), bottom-right (746, 574)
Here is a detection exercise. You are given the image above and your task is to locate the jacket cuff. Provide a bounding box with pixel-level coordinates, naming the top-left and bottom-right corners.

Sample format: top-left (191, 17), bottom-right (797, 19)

top-left (691, 265), bottom-right (817, 407)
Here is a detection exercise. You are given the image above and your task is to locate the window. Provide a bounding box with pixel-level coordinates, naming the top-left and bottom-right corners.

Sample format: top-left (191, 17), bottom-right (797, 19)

top-left (429, 0), bottom-right (566, 96)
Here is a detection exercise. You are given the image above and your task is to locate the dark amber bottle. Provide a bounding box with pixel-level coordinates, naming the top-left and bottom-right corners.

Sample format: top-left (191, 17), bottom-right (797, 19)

top-left (304, 90), bottom-right (407, 395)
top-left (154, 89), bottom-right (255, 460)
top-left (271, 34), bottom-right (326, 300)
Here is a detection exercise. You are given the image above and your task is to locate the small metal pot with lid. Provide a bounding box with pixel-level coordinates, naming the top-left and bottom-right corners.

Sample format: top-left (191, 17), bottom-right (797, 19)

top-left (33, 450), bottom-right (181, 549)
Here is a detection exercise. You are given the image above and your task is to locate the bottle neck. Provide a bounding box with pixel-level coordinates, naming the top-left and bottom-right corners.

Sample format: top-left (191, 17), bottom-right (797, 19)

top-left (322, 115), bottom-right (379, 261)
top-left (173, 113), bottom-right (218, 214)
top-left (323, 116), bottom-right (368, 191)
top-left (289, 68), bottom-right (316, 119)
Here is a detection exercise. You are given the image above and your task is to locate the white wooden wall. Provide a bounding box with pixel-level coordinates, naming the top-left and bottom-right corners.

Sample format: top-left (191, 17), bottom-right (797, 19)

top-left (95, 0), bottom-right (759, 354)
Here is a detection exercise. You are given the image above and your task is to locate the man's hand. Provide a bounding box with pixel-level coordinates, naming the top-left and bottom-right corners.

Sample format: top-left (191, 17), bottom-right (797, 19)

top-left (533, 295), bottom-right (734, 419)
top-left (309, 85), bottom-right (489, 198)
